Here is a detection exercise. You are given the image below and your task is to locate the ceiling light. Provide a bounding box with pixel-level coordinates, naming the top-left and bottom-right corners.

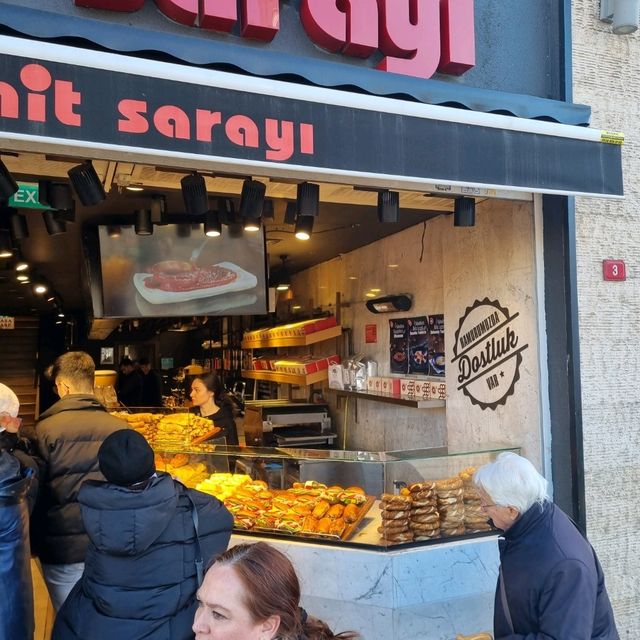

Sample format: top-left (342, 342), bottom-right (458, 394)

top-left (0, 229), bottom-right (13, 258)
top-left (33, 281), bottom-right (48, 295)
top-left (107, 225), bottom-right (121, 238)
top-left (275, 254), bottom-right (291, 291)
top-left (371, 288), bottom-right (382, 293)
top-left (57, 311), bottom-right (65, 318)
top-left (181, 172), bottom-right (208, 215)
top-left (47, 295), bottom-right (55, 302)
top-left (294, 215), bottom-right (314, 240)
top-left (365, 292), bottom-right (377, 298)
top-left (243, 218), bottom-right (261, 232)
top-left (239, 179), bottom-right (266, 220)
top-left (377, 190), bottom-right (399, 223)
top-left (0, 159), bottom-right (18, 199)
top-left (204, 210), bottom-right (222, 237)
top-left (125, 185), bottom-right (144, 192)
top-left (9, 211), bottom-right (29, 241)
top-left (39, 181), bottom-right (74, 210)
top-left (388, 264), bottom-right (399, 268)
top-left (284, 202), bottom-right (297, 225)
top-left (348, 276), bottom-right (358, 280)
top-left (453, 197), bottom-right (476, 227)
top-left (15, 260), bottom-right (29, 272)
top-left (262, 199), bottom-right (275, 220)
top-left (68, 161), bottom-right (106, 206)
top-left (134, 209), bottom-right (153, 235)
top-left (16, 274), bottom-right (29, 282)
top-left (150, 194), bottom-right (167, 224)
top-left (292, 305), bottom-right (302, 310)
top-left (297, 182), bottom-right (319, 217)
top-left (43, 210), bottom-right (67, 236)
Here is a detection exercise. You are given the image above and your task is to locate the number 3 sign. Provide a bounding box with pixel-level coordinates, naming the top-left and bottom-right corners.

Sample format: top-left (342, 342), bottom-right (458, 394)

top-left (602, 259), bottom-right (626, 281)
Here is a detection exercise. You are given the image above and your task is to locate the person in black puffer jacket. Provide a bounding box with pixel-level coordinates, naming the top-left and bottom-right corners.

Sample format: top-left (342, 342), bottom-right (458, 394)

top-left (0, 382), bottom-right (40, 640)
top-left (35, 351), bottom-right (128, 610)
top-left (53, 429), bottom-right (233, 640)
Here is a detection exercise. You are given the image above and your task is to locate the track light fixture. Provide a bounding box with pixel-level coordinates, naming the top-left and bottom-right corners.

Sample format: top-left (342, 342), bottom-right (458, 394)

top-left (15, 256), bottom-right (29, 272)
top-left (67, 161), bottom-right (106, 206)
top-left (0, 159), bottom-right (18, 200)
top-left (262, 199), bottom-right (275, 220)
top-left (275, 254), bottom-right (291, 291)
top-left (134, 209), bottom-right (153, 235)
top-left (204, 210), bottom-right (222, 237)
top-left (32, 280), bottom-right (49, 295)
top-left (284, 202), bottom-right (297, 225)
top-left (453, 197), bottom-right (476, 227)
top-left (0, 229), bottom-right (13, 258)
top-left (8, 210), bottom-right (29, 241)
top-left (150, 194), bottom-right (168, 225)
top-left (296, 182), bottom-right (319, 217)
top-left (239, 179), bottom-right (266, 221)
top-left (243, 218), bottom-right (261, 232)
top-left (39, 181), bottom-right (74, 210)
top-left (181, 172), bottom-right (208, 215)
top-left (294, 215), bottom-right (314, 240)
top-left (377, 190), bottom-right (399, 223)
top-left (43, 210), bottom-right (67, 236)
top-left (216, 197), bottom-right (235, 225)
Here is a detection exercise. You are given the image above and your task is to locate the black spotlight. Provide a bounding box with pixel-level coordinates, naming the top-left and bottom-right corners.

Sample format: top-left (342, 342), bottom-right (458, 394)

top-left (262, 199), bottom-right (275, 220)
top-left (294, 215), bottom-right (314, 240)
top-left (150, 194), bottom-right (167, 225)
top-left (453, 197), bottom-right (476, 227)
top-left (8, 210), bottom-right (28, 241)
top-left (67, 161), bottom-right (106, 206)
top-left (181, 172), bottom-right (208, 215)
top-left (284, 202), bottom-right (297, 225)
top-left (275, 255), bottom-right (291, 291)
top-left (0, 229), bottom-right (13, 258)
top-left (216, 197), bottom-right (235, 225)
top-left (134, 209), bottom-right (153, 235)
top-left (0, 159), bottom-right (18, 199)
top-left (204, 210), bottom-right (222, 237)
top-left (239, 179), bottom-right (266, 220)
top-left (377, 190), bottom-right (399, 223)
top-left (39, 181), bottom-right (74, 210)
top-left (297, 182), bottom-right (319, 217)
top-left (43, 210), bottom-right (67, 236)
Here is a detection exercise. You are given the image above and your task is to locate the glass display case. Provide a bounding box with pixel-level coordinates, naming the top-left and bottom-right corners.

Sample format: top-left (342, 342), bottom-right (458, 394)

top-left (151, 442), bottom-right (519, 550)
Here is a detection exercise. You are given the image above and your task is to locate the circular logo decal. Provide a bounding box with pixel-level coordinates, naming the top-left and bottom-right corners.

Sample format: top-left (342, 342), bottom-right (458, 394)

top-left (452, 298), bottom-right (528, 410)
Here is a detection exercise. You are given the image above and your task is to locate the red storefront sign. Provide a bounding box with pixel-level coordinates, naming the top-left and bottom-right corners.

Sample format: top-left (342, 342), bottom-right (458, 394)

top-left (74, 0), bottom-right (475, 80)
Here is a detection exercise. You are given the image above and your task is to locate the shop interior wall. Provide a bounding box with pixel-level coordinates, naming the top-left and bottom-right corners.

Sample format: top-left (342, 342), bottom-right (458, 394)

top-left (572, 0), bottom-right (640, 631)
top-left (292, 200), bottom-right (542, 465)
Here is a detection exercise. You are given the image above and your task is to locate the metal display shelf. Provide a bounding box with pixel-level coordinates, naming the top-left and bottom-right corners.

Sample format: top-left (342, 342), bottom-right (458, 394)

top-left (241, 325), bottom-right (342, 349)
top-left (241, 369), bottom-right (328, 386)
top-left (329, 388), bottom-right (445, 409)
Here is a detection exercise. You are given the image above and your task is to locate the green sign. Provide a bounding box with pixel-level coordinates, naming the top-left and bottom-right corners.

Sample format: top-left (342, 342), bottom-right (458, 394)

top-left (9, 182), bottom-right (48, 210)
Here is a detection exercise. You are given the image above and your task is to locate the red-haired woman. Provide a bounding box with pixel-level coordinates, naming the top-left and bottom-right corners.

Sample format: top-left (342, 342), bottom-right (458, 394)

top-left (193, 542), bottom-right (360, 640)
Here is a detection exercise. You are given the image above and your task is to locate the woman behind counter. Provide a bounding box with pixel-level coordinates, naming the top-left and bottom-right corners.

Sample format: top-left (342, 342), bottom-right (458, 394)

top-left (190, 372), bottom-right (239, 446)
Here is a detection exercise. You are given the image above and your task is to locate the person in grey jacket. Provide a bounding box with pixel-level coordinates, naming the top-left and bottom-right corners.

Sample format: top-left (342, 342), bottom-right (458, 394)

top-left (35, 351), bottom-right (127, 610)
top-left (53, 429), bottom-right (234, 640)
top-left (474, 452), bottom-right (618, 640)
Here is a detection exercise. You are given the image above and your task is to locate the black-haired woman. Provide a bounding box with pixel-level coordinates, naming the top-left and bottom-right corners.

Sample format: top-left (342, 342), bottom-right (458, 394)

top-left (190, 373), bottom-right (238, 446)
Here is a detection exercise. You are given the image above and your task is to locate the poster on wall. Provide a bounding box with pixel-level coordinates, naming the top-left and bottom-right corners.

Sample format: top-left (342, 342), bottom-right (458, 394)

top-left (389, 319), bottom-right (408, 374)
top-left (407, 316), bottom-right (429, 375)
top-left (452, 298), bottom-right (529, 410)
top-left (428, 314), bottom-right (445, 377)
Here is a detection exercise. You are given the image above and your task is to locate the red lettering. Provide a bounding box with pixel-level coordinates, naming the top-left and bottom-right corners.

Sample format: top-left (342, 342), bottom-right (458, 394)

top-left (20, 64), bottom-right (52, 122)
top-left (75, 0), bottom-right (144, 10)
top-left (0, 83), bottom-right (19, 118)
top-left (155, 0), bottom-right (197, 27)
top-left (438, 0), bottom-right (475, 75)
top-left (118, 99), bottom-right (149, 133)
top-left (299, 123), bottom-right (314, 155)
top-left (225, 115), bottom-right (259, 148)
top-left (200, 0), bottom-right (237, 32)
top-left (54, 81), bottom-right (82, 126)
top-left (265, 119), bottom-right (294, 161)
top-left (154, 105), bottom-right (190, 139)
top-left (195, 109), bottom-right (222, 142)
top-left (241, 0), bottom-right (279, 42)
top-left (377, 0), bottom-right (440, 79)
top-left (301, 0), bottom-right (378, 57)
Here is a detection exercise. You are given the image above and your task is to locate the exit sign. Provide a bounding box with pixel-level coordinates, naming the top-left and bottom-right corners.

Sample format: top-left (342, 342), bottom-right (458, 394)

top-left (8, 182), bottom-right (48, 210)
top-left (603, 259), bottom-right (626, 281)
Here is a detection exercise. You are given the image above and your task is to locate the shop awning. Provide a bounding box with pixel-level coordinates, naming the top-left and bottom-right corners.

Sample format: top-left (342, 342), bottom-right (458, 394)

top-left (0, 36), bottom-right (623, 199)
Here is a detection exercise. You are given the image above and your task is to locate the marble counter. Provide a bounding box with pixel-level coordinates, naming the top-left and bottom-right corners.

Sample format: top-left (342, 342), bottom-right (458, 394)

top-left (230, 533), bottom-right (500, 640)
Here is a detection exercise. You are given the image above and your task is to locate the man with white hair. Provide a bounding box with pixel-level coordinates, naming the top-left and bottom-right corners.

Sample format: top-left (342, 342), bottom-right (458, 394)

top-left (0, 382), bottom-right (39, 640)
top-left (474, 452), bottom-right (618, 639)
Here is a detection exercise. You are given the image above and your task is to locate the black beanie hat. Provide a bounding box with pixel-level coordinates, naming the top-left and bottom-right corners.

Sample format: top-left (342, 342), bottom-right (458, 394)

top-left (99, 429), bottom-right (156, 486)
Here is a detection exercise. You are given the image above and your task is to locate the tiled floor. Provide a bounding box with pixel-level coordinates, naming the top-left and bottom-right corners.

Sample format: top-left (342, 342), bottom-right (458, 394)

top-left (32, 559), bottom-right (54, 640)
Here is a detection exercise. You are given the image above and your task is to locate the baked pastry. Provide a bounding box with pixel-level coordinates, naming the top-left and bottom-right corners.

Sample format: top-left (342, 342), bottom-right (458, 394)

top-left (169, 453), bottom-right (189, 468)
top-left (343, 504), bottom-right (359, 523)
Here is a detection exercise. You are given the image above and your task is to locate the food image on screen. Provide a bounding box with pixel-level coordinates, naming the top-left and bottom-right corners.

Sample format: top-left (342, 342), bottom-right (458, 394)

top-left (144, 261), bottom-right (238, 292)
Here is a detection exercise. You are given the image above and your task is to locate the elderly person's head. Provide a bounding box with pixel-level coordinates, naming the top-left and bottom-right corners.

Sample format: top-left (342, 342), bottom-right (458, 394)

top-left (473, 452), bottom-right (549, 531)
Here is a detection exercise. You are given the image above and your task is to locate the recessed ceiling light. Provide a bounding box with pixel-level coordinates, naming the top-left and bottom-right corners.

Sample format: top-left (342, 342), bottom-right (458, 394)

top-left (387, 264), bottom-right (399, 268)
top-left (348, 276), bottom-right (358, 280)
top-left (15, 261), bottom-right (29, 272)
top-left (126, 185), bottom-right (144, 192)
top-left (292, 305), bottom-right (302, 310)
top-left (365, 292), bottom-right (376, 298)
top-left (371, 288), bottom-right (382, 293)
top-left (16, 274), bottom-right (29, 282)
